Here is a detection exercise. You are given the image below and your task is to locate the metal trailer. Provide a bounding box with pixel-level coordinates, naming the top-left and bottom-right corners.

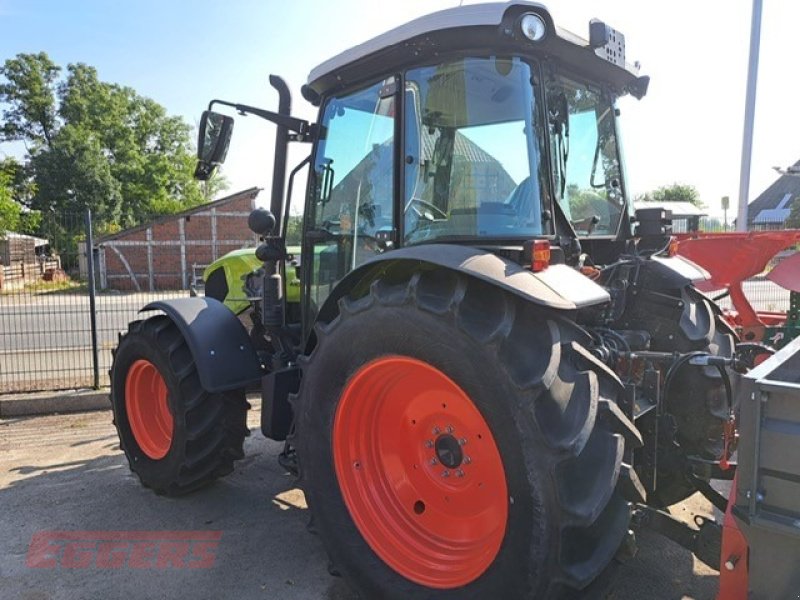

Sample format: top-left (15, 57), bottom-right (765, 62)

top-left (720, 335), bottom-right (800, 599)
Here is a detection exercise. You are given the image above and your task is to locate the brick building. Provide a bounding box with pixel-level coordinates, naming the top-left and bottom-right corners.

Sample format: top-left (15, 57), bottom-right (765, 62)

top-left (97, 188), bottom-right (260, 291)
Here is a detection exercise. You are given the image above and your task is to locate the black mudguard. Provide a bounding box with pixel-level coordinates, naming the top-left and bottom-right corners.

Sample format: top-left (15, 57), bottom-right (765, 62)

top-left (260, 367), bottom-right (299, 441)
top-left (645, 256), bottom-right (709, 289)
top-left (316, 244), bottom-right (610, 325)
top-left (141, 297), bottom-right (263, 393)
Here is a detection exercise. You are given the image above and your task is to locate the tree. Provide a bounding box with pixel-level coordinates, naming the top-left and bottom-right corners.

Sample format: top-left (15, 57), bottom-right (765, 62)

top-left (285, 214), bottom-right (303, 246)
top-left (200, 172), bottom-right (229, 203)
top-left (0, 53), bottom-right (223, 231)
top-left (29, 124), bottom-right (122, 219)
top-left (1, 157), bottom-right (36, 207)
top-left (787, 196), bottom-right (800, 229)
top-left (0, 158), bottom-right (40, 234)
top-left (565, 183), bottom-right (607, 221)
top-left (637, 183), bottom-right (703, 208)
top-left (0, 168), bottom-right (18, 233)
top-left (0, 52), bottom-right (60, 147)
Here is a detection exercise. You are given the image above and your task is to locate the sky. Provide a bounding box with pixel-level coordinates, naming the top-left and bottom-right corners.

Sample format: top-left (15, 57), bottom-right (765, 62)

top-left (1, 0), bottom-right (798, 221)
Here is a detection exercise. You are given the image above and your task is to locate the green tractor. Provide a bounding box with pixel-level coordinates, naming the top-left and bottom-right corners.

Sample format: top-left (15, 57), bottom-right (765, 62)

top-left (110, 3), bottom-right (763, 597)
top-left (202, 246), bottom-right (302, 327)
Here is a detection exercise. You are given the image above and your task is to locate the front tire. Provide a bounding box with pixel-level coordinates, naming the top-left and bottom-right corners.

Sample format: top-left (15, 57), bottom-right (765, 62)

top-left (296, 271), bottom-right (640, 599)
top-left (111, 316), bottom-right (249, 496)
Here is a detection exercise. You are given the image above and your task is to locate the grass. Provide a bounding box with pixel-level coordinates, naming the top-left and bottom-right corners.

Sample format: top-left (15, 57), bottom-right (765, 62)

top-left (0, 279), bottom-right (87, 295)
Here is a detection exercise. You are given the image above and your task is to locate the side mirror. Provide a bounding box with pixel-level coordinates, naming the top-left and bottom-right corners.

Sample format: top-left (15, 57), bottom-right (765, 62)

top-left (194, 110), bottom-right (234, 181)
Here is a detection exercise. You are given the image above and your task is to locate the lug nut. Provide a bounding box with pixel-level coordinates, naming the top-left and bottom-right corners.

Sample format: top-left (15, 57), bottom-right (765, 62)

top-left (463, 456), bottom-right (471, 464)
top-left (458, 438), bottom-right (467, 446)
top-left (442, 470), bottom-right (450, 478)
top-left (445, 425), bottom-right (454, 434)
top-left (432, 426), bottom-right (441, 435)
top-left (424, 439), bottom-right (434, 448)
top-left (430, 458), bottom-right (438, 465)
top-left (455, 469), bottom-right (465, 478)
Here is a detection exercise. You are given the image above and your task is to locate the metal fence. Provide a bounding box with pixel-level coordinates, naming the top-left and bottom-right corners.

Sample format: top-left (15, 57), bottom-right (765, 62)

top-left (1, 211), bottom-right (93, 393)
top-left (713, 252), bottom-right (794, 314)
top-left (0, 209), bottom-right (192, 394)
top-left (0, 208), bottom-right (795, 395)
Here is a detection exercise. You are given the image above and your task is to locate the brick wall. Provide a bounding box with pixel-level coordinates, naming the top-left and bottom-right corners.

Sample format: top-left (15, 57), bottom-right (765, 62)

top-left (98, 189), bottom-right (259, 291)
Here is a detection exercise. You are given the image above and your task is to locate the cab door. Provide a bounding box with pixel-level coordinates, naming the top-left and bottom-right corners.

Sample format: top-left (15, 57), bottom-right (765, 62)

top-left (303, 78), bottom-right (397, 327)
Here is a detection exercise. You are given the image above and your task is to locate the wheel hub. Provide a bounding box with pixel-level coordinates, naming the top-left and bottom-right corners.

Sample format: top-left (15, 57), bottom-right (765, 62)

top-left (434, 433), bottom-right (463, 469)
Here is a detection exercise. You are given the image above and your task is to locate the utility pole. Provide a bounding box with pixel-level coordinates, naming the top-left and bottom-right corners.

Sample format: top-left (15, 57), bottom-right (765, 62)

top-left (722, 196), bottom-right (730, 231)
top-left (736, 0), bottom-right (763, 232)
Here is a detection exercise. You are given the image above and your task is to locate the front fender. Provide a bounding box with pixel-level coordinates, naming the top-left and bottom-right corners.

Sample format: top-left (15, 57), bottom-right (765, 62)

top-left (141, 297), bottom-right (263, 393)
top-left (317, 244), bottom-right (610, 324)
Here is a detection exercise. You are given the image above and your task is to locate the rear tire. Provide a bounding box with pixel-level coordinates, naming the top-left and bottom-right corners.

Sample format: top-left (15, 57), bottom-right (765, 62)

top-left (651, 292), bottom-right (736, 507)
top-left (111, 316), bottom-right (249, 496)
top-left (295, 271), bottom-right (640, 599)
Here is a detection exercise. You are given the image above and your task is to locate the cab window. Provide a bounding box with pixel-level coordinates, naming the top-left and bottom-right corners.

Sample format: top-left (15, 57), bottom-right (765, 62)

top-left (306, 78), bottom-right (396, 315)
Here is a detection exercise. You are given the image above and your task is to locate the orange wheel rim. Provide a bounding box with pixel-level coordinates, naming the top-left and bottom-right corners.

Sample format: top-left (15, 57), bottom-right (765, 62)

top-left (333, 356), bottom-right (508, 589)
top-left (125, 359), bottom-right (173, 459)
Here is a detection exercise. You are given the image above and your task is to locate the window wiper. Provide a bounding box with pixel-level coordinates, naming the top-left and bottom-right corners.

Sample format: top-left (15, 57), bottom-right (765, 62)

top-left (549, 92), bottom-right (569, 197)
top-left (559, 121), bottom-right (569, 197)
top-left (590, 107), bottom-right (612, 189)
top-left (589, 138), bottom-right (604, 189)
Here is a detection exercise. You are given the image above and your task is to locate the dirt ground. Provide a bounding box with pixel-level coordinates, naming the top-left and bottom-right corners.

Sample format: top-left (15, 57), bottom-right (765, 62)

top-left (0, 401), bottom-right (721, 600)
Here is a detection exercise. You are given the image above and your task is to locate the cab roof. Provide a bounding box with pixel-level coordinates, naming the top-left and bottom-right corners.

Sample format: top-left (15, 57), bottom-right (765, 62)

top-left (306, 2), bottom-right (648, 101)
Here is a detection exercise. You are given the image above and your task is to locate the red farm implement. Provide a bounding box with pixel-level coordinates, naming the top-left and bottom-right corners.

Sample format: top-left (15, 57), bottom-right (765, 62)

top-left (675, 231), bottom-right (800, 348)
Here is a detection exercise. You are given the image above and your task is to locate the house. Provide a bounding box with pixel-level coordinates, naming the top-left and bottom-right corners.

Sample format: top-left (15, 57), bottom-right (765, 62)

top-left (95, 188), bottom-right (260, 291)
top-left (747, 159), bottom-right (800, 230)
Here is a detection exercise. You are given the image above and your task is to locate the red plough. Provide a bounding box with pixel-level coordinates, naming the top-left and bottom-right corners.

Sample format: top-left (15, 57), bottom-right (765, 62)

top-left (675, 230), bottom-right (800, 344)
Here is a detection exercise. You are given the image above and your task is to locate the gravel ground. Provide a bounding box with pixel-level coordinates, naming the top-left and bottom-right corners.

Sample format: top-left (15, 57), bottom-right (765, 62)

top-left (0, 401), bottom-right (722, 600)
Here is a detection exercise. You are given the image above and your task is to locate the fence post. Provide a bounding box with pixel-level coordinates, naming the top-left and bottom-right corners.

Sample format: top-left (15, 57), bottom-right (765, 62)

top-left (85, 208), bottom-right (100, 389)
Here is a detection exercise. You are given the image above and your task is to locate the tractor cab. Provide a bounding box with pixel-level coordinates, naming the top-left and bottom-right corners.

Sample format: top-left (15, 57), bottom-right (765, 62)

top-left (195, 1), bottom-right (649, 323)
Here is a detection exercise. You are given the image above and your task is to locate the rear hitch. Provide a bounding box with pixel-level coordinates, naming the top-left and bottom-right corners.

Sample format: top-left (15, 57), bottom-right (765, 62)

top-left (632, 504), bottom-right (721, 570)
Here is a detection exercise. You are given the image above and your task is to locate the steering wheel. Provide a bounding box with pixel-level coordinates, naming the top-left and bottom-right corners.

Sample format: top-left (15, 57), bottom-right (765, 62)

top-left (405, 197), bottom-right (448, 221)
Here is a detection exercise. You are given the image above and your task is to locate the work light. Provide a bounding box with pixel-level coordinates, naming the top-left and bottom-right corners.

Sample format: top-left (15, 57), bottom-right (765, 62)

top-left (520, 13), bottom-right (546, 41)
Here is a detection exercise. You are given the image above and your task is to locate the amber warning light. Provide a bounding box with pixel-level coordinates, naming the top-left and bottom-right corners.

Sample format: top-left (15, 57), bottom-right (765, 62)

top-left (667, 236), bottom-right (679, 257)
top-left (531, 240), bottom-right (550, 272)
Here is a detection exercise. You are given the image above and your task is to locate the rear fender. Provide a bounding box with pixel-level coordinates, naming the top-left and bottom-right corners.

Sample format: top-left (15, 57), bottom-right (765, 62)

top-left (316, 244), bottom-right (610, 325)
top-left (141, 297), bottom-right (263, 393)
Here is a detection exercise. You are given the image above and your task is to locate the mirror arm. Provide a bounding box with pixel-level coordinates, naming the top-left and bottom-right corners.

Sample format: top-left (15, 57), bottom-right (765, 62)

top-left (208, 99), bottom-right (310, 136)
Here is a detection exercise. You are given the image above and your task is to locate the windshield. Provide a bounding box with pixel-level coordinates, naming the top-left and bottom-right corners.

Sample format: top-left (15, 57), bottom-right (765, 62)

top-left (403, 57), bottom-right (550, 243)
top-left (546, 75), bottom-right (625, 236)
